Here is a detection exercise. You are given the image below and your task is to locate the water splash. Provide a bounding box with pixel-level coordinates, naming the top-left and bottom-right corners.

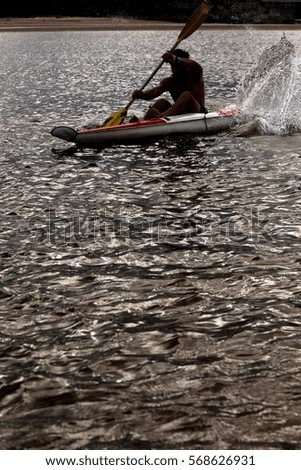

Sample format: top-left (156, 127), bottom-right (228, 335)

top-left (239, 35), bottom-right (301, 135)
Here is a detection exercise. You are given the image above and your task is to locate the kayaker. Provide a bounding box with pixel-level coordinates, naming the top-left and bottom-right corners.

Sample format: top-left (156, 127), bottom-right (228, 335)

top-left (130, 49), bottom-right (207, 121)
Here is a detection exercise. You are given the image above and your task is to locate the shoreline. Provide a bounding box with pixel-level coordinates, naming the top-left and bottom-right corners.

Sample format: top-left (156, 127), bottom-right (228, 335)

top-left (0, 17), bottom-right (301, 32)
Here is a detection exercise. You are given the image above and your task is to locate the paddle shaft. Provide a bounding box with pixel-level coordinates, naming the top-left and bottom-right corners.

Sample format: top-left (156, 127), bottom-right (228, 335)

top-left (125, 41), bottom-right (181, 111)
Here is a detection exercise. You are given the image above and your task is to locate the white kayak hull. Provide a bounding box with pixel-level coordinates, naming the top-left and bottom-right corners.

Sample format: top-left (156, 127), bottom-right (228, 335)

top-left (51, 109), bottom-right (240, 148)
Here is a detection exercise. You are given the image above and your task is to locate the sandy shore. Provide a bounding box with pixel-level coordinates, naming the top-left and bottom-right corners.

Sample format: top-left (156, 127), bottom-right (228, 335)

top-left (0, 17), bottom-right (300, 32)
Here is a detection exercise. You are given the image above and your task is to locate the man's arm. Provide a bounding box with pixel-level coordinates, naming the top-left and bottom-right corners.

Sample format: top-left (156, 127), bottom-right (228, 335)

top-left (132, 79), bottom-right (170, 101)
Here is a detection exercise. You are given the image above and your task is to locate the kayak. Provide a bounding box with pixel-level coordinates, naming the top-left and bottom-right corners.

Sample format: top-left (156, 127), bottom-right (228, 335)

top-left (51, 108), bottom-right (240, 148)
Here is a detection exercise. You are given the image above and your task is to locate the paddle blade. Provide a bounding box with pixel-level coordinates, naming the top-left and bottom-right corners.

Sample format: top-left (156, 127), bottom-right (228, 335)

top-left (177, 0), bottom-right (210, 43)
top-left (102, 108), bottom-right (127, 127)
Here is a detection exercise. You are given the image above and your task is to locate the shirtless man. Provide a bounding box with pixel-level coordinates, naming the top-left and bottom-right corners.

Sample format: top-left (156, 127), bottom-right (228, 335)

top-left (131, 48), bottom-right (206, 120)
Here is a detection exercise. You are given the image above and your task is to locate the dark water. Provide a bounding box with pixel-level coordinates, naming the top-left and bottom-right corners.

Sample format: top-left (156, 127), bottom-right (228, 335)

top-left (0, 29), bottom-right (301, 450)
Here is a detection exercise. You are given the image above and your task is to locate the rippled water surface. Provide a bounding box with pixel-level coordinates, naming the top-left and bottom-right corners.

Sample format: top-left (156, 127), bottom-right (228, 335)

top-left (1, 29), bottom-right (301, 450)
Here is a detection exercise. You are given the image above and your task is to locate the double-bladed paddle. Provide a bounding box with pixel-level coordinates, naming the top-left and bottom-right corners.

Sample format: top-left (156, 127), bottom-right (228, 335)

top-left (102, 0), bottom-right (210, 127)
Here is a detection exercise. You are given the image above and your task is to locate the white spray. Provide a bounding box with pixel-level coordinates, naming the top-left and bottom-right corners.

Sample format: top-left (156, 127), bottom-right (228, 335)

top-left (239, 34), bottom-right (301, 135)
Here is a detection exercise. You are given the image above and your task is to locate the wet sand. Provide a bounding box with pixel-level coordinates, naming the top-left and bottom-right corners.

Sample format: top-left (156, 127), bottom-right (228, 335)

top-left (0, 17), bottom-right (300, 32)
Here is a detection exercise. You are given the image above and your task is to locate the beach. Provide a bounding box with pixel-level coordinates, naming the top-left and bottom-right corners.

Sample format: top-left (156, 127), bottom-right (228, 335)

top-left (0, 16), bottom-right (301, 32)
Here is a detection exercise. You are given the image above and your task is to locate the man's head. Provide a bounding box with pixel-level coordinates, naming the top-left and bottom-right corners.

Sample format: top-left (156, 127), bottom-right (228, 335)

top-left (170, 49), bottom-right (190, 77)
top-left (173, 49), bottom-right (190, 59)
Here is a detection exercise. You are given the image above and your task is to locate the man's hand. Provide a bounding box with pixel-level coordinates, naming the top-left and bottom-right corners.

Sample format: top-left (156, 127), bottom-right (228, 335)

top-left (162, 51), bottom-right (176, 64)
top-left (132, 89), bottom-right (144, 100)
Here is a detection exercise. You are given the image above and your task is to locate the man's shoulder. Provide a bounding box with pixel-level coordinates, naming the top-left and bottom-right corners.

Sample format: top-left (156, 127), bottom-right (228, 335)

top-left (189, 59), bottom-right (203, 77)
top-left (190, 59), bottom-right (203, 70)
